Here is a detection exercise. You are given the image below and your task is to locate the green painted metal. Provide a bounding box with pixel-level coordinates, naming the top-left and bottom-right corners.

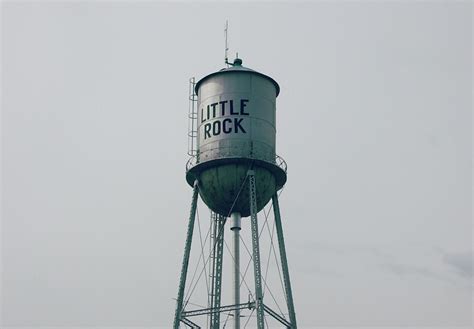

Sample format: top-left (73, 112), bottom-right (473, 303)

top-left (208, 212), bottom-right (217, 323)
top-left (248, 170), bottom-right (265, 328)
top-left (181, 317), bottom-right (201, 328)
top-left (186, 61), bottom-right (285, 219)
top-left (182, 302), bottom-right (255, 318)
top-left (272, 194), bottom-right (297, 328)
top-left (173, 182), bottom-right (199, 329)
top-left (209, 213), bottom-right (225, 328)
top-left (198, 163), bottom-right (276, 217)
top-left (263, 304), bottom-right (291, 328)
top-left (179, 61), bottom-right (296, 328)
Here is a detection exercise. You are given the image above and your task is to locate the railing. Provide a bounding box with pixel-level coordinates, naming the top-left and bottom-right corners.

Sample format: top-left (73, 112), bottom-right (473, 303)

top-left (186, 154), bottom-right (287, 174)
top-left (186, 156), bottom-right (198, 171)
top-left (275, 154), bottom-right (287, 173)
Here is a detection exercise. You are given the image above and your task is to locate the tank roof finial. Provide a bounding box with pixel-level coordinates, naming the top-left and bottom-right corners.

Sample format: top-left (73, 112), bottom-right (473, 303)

top-left (233, 57), bottom-right (242, 66)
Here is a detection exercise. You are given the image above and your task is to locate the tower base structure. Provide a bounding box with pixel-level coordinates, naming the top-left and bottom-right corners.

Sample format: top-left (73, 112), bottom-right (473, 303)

top-left (173, 169), bottom-right (297, 329)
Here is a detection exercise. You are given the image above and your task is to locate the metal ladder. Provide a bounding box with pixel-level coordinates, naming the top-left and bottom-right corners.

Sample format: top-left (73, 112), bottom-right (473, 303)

top-left (188, 77), bottom-right (198, 157)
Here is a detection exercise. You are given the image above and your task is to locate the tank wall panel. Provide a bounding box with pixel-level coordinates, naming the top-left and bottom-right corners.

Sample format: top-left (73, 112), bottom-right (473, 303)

top-left (196, 72), bottom-right (277, 165)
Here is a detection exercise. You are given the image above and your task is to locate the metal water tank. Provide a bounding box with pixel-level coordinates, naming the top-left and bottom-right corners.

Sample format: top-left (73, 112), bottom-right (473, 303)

top-left (186, 58), bottom-right (286, 217)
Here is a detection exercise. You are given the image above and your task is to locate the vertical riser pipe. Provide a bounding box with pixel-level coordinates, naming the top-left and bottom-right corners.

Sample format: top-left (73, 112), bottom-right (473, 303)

top-left (230, 212), bottom-right (242, 328)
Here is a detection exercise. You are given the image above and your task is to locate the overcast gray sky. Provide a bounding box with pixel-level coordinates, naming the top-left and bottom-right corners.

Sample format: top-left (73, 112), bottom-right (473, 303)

top-left (1, 1), bottom-right (472, 328)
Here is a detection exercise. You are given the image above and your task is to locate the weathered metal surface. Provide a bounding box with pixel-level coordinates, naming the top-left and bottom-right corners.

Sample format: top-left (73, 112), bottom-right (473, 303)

top-left (248, 170), bottom-right (265, 328)
top-left (272, 193), bottom-right (297, 328)
top-left (230, 212), bottom-right (242, 328)
top-left (178, 61), bottom-right (296, 328)
top-left (196, 66), bottom-right (277, 165)
top-left (197, 163), bottom-right (276, 217)
top-left (181, 302), bottom-right (255, 318)
top-left (173, 182), bottom-right (199, 329)
top-left (209, 213), bottom-right (225, 328)
top-left (186, 61), bottom-right (286, 217)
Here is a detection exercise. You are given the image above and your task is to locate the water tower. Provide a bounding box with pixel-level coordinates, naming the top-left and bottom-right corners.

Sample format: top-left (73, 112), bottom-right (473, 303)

top-left (173, 56), bottom-right (297, 328)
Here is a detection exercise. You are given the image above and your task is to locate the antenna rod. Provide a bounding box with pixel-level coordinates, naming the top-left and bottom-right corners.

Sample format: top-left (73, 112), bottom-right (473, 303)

top-left (224, 20), bottom-right (229, 66)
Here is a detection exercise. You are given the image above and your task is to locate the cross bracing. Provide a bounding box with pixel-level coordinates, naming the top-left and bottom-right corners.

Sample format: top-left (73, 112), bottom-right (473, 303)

top-left (173, 171), bottom-right (297, 328)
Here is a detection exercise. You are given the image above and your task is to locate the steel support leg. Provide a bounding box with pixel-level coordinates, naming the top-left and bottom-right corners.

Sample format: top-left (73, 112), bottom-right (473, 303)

top-left (248, 170), bottom-right (265, 328)
top-left (209, 214), bottom-right (225, 328)
top-left (208, 212), bottom-right (217, 325)
top-left (272, 194), bottom-right (297, 328)
top-left (173, 182), bottom-right (199, 329)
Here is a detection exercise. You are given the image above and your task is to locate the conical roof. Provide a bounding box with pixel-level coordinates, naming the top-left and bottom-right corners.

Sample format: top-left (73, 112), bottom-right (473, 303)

top-left (195, 58), bottom-right (280, 96)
